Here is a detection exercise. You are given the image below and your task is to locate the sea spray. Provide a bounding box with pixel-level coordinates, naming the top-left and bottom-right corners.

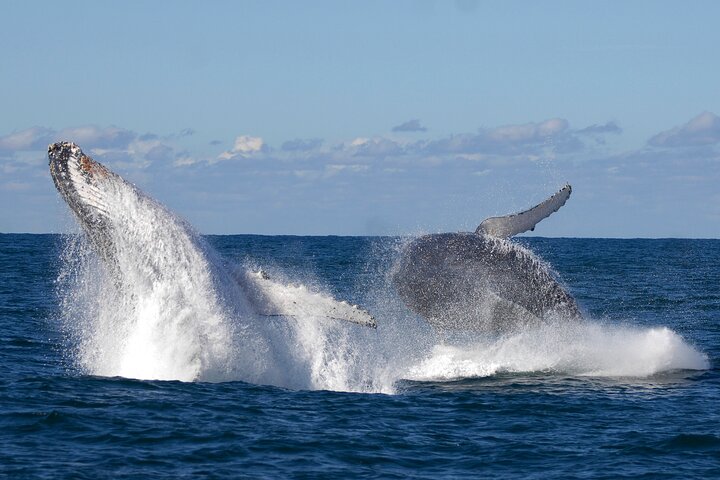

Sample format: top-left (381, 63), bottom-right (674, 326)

top-left (58, 229), bottom-right (710, 393)
top-left (54, 173), bottom-right (389, 389)
top-left (55, 190), bottom-right (709, 392)
top-left (57, 180), bottom-right (243, 383)
top-left (404, 320), bottom-right (710, 382)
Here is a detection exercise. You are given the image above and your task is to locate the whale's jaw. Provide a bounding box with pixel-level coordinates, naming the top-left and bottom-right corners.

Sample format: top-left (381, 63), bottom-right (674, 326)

top-left (48, 141), bottom-right (119, 260)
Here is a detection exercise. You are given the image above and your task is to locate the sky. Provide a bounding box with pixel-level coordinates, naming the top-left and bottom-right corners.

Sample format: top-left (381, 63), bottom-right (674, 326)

top-left (1, 0), bottom-right (719, 237)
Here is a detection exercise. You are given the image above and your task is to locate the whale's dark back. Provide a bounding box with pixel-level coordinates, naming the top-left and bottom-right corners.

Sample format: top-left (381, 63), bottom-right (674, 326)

top-left (392, 233), bottom-right (581, 331)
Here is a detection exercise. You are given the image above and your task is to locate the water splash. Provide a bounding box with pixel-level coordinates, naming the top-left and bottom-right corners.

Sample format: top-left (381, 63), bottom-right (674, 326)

top-left (56, 189), bottom-right (709, 394)
top-left (404, 322), bottom-right (709, 381)
top-left (57, 181), bottom-right (241, 383)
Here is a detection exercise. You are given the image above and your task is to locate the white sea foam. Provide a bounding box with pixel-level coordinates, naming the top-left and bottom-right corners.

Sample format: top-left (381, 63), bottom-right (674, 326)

top-left (57, 176), bottom-right (709, 394)
top-left (404, 322), bottom-right (709, 382)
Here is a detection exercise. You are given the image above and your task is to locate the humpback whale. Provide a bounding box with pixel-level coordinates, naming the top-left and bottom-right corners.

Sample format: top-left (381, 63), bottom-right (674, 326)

top-left (392, 185), bottom-right (580, 331)
top-left (48, 141), bottom-right (375, 329)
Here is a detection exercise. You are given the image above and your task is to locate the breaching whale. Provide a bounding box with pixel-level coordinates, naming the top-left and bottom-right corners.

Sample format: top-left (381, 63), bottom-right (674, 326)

top-left (392, 185), bottom-right (580, 331)
top-left (48, 141), bottom-right (375, 329)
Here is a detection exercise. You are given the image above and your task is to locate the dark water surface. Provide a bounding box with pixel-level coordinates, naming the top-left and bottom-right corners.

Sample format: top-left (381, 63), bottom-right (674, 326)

top-left (1, 234), bottom-right (718, 478)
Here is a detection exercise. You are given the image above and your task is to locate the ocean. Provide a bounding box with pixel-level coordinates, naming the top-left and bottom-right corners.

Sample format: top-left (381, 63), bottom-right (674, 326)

top-left (1, 233), bottom-right (719, 478)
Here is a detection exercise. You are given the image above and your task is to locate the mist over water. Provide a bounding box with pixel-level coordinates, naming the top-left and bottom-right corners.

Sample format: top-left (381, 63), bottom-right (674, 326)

top-left (55, 182), bottom-right (709, 394)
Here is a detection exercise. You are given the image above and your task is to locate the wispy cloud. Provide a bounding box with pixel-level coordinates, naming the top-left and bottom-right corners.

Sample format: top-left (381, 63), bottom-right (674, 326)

top-left (577, 121), bottom-right (622, 135)
top-left (392, 119), bottom-right (427, 132)
top-left (345, 137), bottom-right (404, 158)
top-left (56, 125), bottom-right (136, 150)
top-left (290, 163), bottom-right (370, 181)
top-left (415, 118), bottom-right (579, 156)
top-left (0, 125), bottom-right (192, 171)
top-left (281, 138), bottom-right (323, 152)
top-left (0, 124), bottom-right (204, 170)
top-left (144, 144), bottom-right (174, 163)
top-left (0, 127), bottom-right (54, 152)
top-left (0, 125), bottom-right (137, 153)
top-left (193, 117), bottom-right (616, 171)
top-left (0, 117), bottom-right (623, 175)
top-left (4, 112), bottom-right (717, 236)
top-left (138, 133), bottom-right (159, 141)
top-left (649, 111), bottom-right (720, 147)
top-left (173, 153), bottom-right (197, 167)
top-left (92, 133), bottom-right (181, 169)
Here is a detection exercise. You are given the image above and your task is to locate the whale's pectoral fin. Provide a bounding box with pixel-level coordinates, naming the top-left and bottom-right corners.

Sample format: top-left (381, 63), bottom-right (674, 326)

top-left (239, 269), bottom-right (377, 328)
top-left (476, 184), bottom-right (572, 238)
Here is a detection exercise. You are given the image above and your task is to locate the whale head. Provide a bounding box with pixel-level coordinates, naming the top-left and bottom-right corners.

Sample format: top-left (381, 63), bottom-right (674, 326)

top-left (48, 141), bottom-right (115, 228)
top-left (49, 141), bottom-right (122, 261)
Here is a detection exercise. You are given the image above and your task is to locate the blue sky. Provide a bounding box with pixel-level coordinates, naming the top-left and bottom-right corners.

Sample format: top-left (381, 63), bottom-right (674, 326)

top-left (1, 1), bottom-right (719, 237)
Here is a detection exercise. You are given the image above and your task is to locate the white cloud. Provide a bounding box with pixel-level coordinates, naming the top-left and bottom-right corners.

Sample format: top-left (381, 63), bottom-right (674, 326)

top-left (649, 111), bottom-right (720, 147)
top-left (232, 135), bottom-right (264, 154)
top-left (0, 125), bottom-right (137, 155)
top-left (0, 127), bottom-right (53, 152)
top-left (56, 125), bottom-right (136, 149)
top-left (217, 135), bottom-right (265, 161)
top-left (87, 134), bottom-right (173, 170)
top-left (417, 118), bottom-right (578, 156)
top-left (173, 155), bottom-right (198, 167)
top-left (345, 137), bottom-right (404, 157)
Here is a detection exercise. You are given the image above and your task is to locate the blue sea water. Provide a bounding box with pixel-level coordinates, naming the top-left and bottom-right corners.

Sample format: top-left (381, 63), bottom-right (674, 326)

top-left (1, 233), bottom-right (719, 478)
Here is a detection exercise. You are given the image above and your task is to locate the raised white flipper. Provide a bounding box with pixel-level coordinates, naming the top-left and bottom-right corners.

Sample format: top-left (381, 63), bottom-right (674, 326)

top-left (476, 184), bottom-right (572, 238)
top-left (240, 270), bottom-right (377, 328)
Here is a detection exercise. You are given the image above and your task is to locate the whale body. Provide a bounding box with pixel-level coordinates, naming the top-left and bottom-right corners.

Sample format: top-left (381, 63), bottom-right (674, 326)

top-left (392, 185), bottom-right (580, 331)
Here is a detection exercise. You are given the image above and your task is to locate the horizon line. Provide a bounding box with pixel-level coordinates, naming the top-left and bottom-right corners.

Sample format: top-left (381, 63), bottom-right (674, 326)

top-left (1, 231), bottom-right (718, 241)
